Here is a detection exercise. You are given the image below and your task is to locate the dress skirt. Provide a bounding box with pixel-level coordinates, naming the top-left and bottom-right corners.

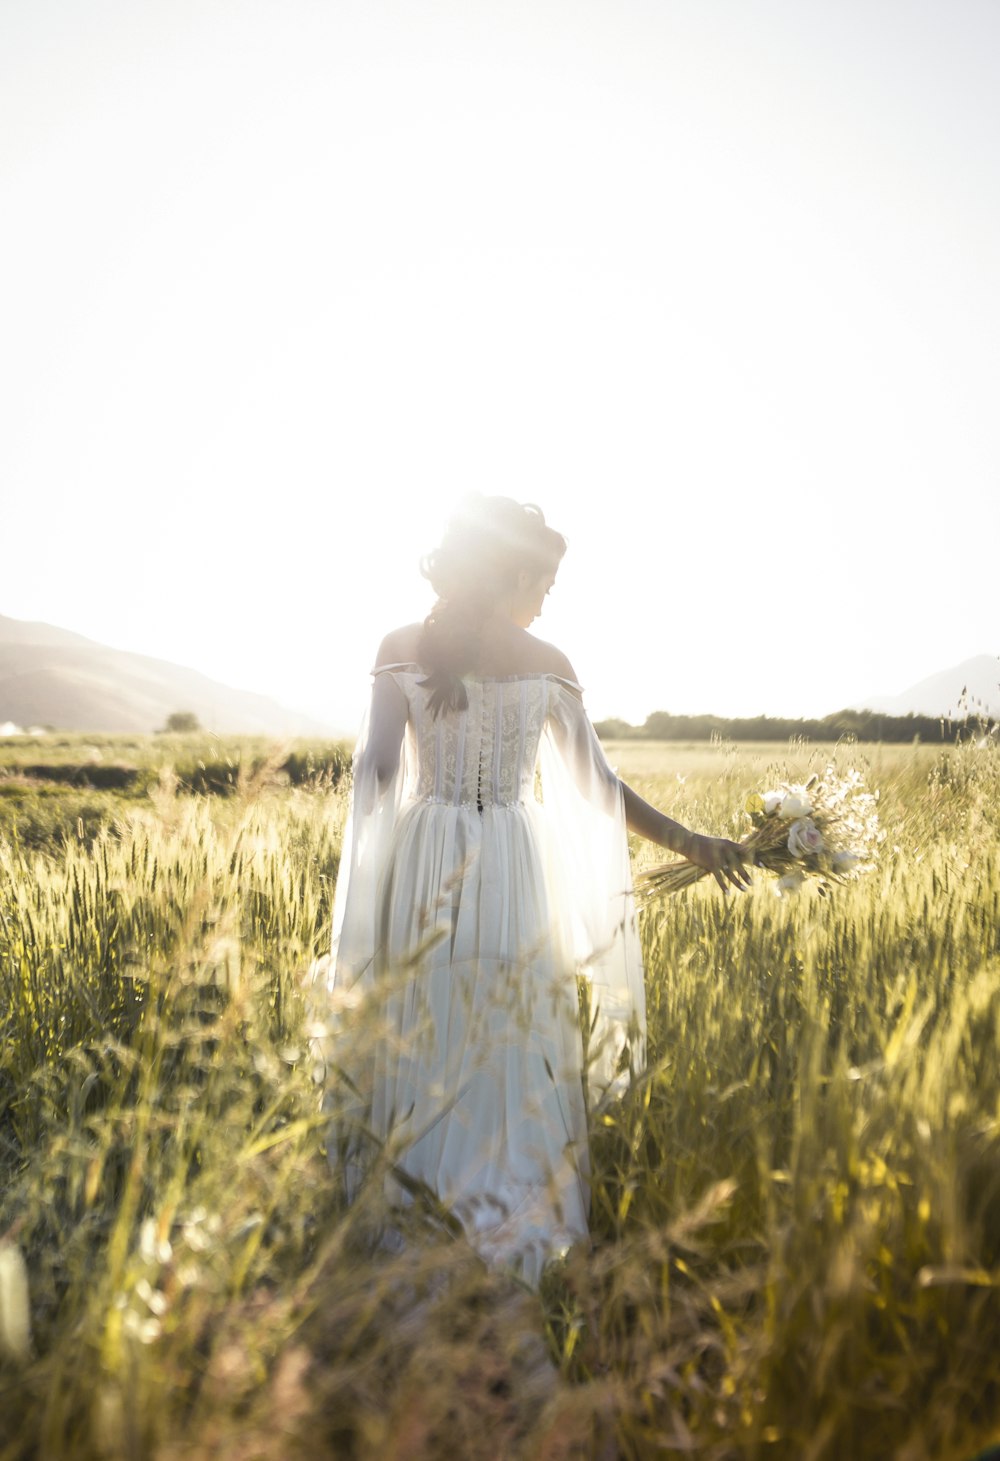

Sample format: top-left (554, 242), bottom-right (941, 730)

top-left (318, 668), bottom-right (645, 1286)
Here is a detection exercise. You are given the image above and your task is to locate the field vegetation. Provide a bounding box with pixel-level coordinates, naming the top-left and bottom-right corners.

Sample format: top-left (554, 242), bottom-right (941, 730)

top-left (0, 733), bottom-right (349, 850)
top-left (594, 708), bottom-right (997, 745)
top-left (1, 733), bottom-right (999, 1458)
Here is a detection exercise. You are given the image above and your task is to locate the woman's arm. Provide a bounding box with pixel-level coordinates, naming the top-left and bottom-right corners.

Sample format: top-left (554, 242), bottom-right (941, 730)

top-left (621, 781), bottom-right (751, 893)
top-left (353, 633), bottom-right (412, 792)
top-left (544, 648), bottom-right (751, 893)
top-left (356, 671), bottom-right (407, 790)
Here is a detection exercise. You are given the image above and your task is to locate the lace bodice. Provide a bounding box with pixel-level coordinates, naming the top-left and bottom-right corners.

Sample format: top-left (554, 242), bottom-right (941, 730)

top-left (377, 666), bottom-right (558, 810)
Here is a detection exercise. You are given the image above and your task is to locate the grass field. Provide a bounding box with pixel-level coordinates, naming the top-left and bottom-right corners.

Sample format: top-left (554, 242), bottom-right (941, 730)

top-left (1, 734), bottom-right (999, 1459)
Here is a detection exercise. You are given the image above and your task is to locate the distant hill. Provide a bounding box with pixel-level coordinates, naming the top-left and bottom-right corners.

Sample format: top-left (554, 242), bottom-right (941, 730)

top-left (0, 614), bottom-right (335, 736)
top-left (855, 654), bottom-right (1000, 720)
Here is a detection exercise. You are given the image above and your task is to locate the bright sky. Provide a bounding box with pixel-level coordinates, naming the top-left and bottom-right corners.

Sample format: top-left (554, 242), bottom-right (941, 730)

top-left (2, 0), bottom-right (997, 733)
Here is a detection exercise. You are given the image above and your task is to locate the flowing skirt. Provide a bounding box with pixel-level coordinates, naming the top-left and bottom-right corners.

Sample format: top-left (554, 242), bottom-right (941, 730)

top-left (333, 797), bottom-right (590, 1286)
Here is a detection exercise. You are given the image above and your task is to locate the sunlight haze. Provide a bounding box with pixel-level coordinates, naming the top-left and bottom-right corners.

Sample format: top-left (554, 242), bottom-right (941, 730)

top-left (2, 0), bottom-right (997, 733)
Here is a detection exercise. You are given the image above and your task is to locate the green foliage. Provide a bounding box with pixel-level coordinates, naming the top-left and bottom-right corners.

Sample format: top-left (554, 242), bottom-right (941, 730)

top-left (0, 784), bottom-right (127, 852)
top-left (0, 734), bottom-right (352, 779)
top-left (174, 746), bottom-right (350, 798)
top-left (159, 712), bottom-right (202, 734)
top-left (1, 739), bottom-right (1000, 1457)
top-left (595, 707), bottom-right (999, 744)
top-left (0, 736), bottom-right (351, 850)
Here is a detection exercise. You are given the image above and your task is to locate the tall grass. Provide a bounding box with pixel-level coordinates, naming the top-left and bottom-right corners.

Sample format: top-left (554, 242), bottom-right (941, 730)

top-left (1, 739), bottom-right (999, 1458)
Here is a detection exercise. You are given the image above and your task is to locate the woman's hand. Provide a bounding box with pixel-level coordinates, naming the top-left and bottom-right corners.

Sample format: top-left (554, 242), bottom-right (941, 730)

top-left (683, 833), bottom-right (752, 893)
top-left (620, 783), bottom-right (752, 892)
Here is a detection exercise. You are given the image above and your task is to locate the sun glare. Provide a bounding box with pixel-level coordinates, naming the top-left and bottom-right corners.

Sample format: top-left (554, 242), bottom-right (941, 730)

top-left (1, 1), bottom-right (998, 731)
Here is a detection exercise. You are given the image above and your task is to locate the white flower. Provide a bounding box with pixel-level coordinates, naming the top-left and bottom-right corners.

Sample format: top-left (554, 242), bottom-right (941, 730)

top-left (139, 1218), bottom-right (172, 1266)
top-left (123, 1310), bottom-right (162, 1344)
top-left (774, 871), bottom-right (805, 896)
top-left (832, 849), bottom-right (860, 873)
top-left (181, 1207), bottom-right (221, 1253)
top-left (780, 789), bottom-right (812, 819)
top-left (787, 817), bottom-right (824, 857)
top-left (139, 1219), bottom-right (156, 1263)
top-left (135, 1279), bottom-right (167, 1317)
top-left (762, 790), bottom-right (784, 815)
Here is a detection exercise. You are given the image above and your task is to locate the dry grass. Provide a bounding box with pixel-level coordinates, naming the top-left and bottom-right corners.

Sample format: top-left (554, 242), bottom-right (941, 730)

top-left (2, 738), bottom-right (1000, 1458)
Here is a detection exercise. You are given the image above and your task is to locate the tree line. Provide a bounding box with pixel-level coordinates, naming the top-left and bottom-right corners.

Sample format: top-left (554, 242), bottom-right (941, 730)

top-left (593, 708), bottom-right (999, 744)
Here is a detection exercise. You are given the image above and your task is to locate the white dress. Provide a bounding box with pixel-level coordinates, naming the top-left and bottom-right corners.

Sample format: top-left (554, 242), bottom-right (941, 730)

top-left (318, 663), bottom-right (645, 1286)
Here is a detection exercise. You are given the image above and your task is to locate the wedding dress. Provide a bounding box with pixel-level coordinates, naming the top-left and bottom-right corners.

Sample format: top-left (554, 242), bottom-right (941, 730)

top-left (318, 663), bottom-right (645, 1286)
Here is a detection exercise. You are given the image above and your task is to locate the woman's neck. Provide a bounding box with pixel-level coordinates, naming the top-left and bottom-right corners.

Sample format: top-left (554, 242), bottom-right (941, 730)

top-left (473, 617), bottom-right (546, 676)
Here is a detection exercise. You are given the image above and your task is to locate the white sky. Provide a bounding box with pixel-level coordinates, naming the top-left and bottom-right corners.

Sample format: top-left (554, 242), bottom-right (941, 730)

top-left (2, 0), bottom-right (997, 733)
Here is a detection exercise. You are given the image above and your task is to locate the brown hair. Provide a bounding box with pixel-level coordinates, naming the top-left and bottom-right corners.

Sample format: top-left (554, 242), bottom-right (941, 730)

top-left (417, 496), bottom-right (567, 715)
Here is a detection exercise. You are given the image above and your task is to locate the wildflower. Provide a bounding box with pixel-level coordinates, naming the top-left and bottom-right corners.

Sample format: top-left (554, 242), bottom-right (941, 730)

top-left (139, 1218), bottom-right (172, 1265)
top-left (775, 871), bottom-right (805, 897)
top-left (123, 1310), bottom-right (162, 1344)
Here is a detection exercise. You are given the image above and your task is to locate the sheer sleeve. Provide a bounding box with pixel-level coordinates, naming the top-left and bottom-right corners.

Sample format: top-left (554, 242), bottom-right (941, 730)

top-left (328, 667), bottom-right (411, 988)
top-left (539, 680), bottom-right (646, 1099)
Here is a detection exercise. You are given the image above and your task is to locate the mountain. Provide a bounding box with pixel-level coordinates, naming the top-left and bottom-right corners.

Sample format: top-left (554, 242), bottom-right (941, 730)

top-left (0, 614), bottom-right (335, 736)
top-left (855, 654), bottom-right (1000, 720)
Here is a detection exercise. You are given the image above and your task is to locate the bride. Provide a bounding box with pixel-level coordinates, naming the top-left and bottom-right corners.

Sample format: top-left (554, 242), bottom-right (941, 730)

top-left (319, 496), bottom-right (749, 1285)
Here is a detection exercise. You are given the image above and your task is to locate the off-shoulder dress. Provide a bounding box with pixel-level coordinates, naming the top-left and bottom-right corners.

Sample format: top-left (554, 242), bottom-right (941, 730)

top-left (317, 664), bottom-right (645, 1285)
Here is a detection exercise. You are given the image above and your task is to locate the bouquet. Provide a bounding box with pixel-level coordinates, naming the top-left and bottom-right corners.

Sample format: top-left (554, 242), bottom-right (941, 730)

top-left (637, 766), bottom-right (881, 899)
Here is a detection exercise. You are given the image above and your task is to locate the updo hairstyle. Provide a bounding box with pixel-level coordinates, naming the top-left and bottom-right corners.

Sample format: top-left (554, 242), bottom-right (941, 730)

top-left (417, 496), bottom-right (567, 715)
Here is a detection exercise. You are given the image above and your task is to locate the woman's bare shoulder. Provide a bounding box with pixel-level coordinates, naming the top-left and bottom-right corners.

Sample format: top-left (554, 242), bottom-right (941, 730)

top-left (373, 624), bottom-right (423, 668)
top-left (523, 634), bottom-right (580, 685)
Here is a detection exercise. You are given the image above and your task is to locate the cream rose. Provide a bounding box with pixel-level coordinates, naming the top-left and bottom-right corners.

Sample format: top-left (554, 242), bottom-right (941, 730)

top-left (787, 817), bottom-right (824, 857)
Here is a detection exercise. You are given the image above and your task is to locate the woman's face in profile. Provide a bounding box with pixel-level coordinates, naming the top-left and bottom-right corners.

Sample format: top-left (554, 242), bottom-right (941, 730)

top-left (511, 569), bottom-right (558, 628)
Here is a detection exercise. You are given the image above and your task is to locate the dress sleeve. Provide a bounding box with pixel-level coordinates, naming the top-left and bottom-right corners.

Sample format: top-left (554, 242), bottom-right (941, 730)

top-left (328, 668), bottom-right (411, 988)
top-left (539, 680), bottom-right (646, 1100)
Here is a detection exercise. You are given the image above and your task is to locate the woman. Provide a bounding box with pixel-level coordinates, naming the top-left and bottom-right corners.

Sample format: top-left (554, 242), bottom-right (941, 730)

top-left (320, 497), bottom-right (749, 1286)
